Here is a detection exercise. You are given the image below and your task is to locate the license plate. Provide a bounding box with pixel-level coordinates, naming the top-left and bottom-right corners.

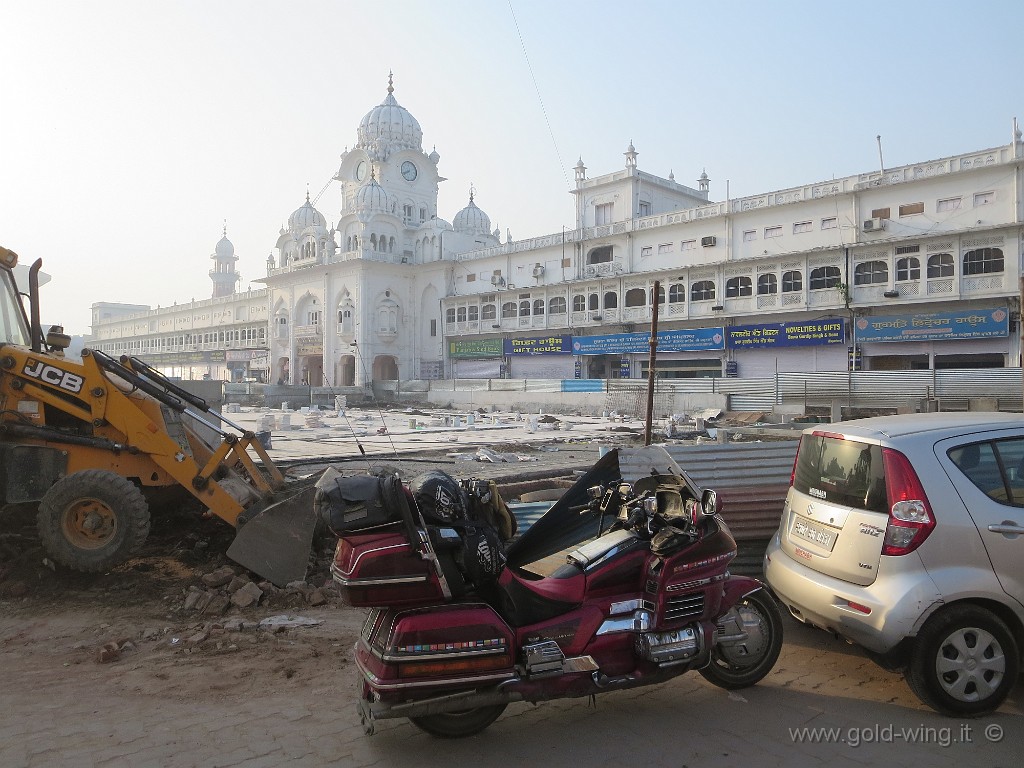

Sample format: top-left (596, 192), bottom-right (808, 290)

top-left (790, 516), bottom-right (837, 551)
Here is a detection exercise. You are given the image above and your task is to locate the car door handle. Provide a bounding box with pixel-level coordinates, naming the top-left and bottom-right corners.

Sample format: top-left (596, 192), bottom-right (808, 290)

top-left (987, 523), bottom-right (1024, 536)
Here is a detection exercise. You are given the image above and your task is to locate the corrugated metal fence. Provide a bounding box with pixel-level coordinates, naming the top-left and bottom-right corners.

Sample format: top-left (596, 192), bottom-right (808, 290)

top-left (605, 369), bottom-right (1024, 413)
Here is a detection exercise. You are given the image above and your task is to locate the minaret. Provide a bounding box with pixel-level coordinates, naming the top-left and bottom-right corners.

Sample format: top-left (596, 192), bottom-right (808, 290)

top-left (210, 221), bottom-right (240, 298)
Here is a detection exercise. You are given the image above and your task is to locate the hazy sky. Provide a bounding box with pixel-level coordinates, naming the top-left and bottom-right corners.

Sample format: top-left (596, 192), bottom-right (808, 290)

top-left (2, 0), bottom-right (1022, 336)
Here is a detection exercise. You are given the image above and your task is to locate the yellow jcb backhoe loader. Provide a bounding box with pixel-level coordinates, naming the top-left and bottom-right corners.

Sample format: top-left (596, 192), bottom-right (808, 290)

top-left (0, 246), bottom-right (318, 586)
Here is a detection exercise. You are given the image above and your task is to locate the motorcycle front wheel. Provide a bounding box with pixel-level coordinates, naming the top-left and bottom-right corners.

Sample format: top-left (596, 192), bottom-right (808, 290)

top-left (699, 589), bottom-right (783, 690)
top-left (409, 704), bottom-right (508, 738)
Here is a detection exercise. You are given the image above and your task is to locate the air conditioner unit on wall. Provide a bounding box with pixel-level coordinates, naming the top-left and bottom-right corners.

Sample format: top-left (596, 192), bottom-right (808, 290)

top-left (863, 217), bottom-right (884, 232)
top-left (701, 236), bottom-right (717, 247)
top-left (532, 263), bottom-right (545, 277)
top-left (490, 273), bottom-right (505, 286)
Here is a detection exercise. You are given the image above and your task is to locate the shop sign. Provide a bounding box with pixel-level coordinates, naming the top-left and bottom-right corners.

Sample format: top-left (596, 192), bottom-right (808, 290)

top-left (727, 319), bottom-right (845, 348)
top-left (572, 327), bottom-right (725, 355)
top-left (449, 338), bottom-right (504, 359)
top-left (855, 308), bottom-right (1008, 343)
top-left (504, 335), bottom-right (572, 355)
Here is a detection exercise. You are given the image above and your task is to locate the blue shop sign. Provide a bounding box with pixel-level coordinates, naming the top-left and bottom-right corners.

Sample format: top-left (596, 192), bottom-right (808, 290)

top-left (727, 319), bottom-right (845, 348)
top-left (504, 334), bottom-right (572, 355)
top-left (572, 327), bottom-right (725, 355)
top-left (855, 308), bottom-right (1008, 342)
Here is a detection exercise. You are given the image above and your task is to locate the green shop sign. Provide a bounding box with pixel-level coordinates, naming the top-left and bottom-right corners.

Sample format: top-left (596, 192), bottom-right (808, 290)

top-left (449, 338), bottom-right (504, 359)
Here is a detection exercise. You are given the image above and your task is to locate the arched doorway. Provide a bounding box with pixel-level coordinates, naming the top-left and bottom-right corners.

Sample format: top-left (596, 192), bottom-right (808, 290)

top-left (372, 355), bottom-right (399, 381)
top-left (337, 355), bottom-right (356, 386)
top-left (299, 355), bottom-right (324, 386)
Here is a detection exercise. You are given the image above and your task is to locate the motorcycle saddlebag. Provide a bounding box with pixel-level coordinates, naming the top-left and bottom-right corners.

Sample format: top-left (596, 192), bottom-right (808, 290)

top-left (331, 530), bottom-right (447, 608)
top-left (315, 471), bottom-right (399, 534)
top-left (357, 603), bottom-right (515, 696)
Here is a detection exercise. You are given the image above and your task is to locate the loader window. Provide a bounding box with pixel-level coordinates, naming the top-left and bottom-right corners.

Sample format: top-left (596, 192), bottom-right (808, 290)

top-left (0, 269), bottom-right (30, 346)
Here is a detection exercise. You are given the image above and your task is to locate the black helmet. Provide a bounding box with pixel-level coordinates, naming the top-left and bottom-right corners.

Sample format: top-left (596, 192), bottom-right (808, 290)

top-left (408, 470), bottom-right (466, 523)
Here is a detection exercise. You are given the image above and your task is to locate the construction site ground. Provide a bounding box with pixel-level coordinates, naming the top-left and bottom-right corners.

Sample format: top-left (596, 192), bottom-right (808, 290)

top-left (2, 405), bottom-right (1020, 766)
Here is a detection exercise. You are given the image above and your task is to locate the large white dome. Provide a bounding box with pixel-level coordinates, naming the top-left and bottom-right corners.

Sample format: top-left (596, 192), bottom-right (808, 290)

top-left (214, 229), bottom-right (234, 258)
top-left (357, 74), bottom-right (423, 156)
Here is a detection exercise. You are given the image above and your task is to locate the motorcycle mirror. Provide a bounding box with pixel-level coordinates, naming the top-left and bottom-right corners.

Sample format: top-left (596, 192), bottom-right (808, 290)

top-left (617, 482), bottom-right (632, 498)
top-left (586, 485), bottom-right (604, 500)
top-left (701, 489), bottom-right (719, 518)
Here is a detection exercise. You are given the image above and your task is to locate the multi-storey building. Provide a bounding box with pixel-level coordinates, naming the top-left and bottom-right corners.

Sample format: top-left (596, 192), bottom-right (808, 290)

top-left (92, 76), bottom-right (1023, 390)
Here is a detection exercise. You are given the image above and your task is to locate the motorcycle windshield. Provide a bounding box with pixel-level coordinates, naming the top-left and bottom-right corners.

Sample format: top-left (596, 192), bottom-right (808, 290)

top-left (506, 445), bottom-right (701, 568)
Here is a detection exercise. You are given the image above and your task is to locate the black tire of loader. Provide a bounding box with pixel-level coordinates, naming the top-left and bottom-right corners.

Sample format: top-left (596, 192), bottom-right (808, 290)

top-left (37, 470), bottom-right (151, 573)
top-left (409, 704), bottom-right (508, 738)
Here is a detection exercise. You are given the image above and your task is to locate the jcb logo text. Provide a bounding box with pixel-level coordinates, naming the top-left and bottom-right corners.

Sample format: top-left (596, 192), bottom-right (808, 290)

top-left (22, 358), bottom-right (84, 394)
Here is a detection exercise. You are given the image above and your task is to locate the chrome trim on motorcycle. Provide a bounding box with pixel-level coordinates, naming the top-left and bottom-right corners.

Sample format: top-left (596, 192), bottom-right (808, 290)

top-left (333, 542), bottom-right (413, 580)
top-left (331, 563), bottom-right (429, 587)
top-left (596, 609), bottom-right (653, 636)
top-left (609, 598), bottom-right (655, 616)
top-left (636, 625), bottom-right (701, 663)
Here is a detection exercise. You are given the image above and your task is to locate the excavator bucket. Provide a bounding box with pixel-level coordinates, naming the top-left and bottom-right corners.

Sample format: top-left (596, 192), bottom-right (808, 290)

top-left (226, 481), bottom-right (320, 587)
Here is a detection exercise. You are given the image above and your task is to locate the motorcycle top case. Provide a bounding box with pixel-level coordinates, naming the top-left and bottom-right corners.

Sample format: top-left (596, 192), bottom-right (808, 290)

top-left (331, 529), bottom-right (446, 608)
top-left (315, 472), bottom-right (399, 534)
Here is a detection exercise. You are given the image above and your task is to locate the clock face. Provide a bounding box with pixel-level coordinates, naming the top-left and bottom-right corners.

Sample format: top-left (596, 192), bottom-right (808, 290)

top-left (355, 160), bottom-right (367, 181)
top-left (401, 160), bottom-right (417, 181)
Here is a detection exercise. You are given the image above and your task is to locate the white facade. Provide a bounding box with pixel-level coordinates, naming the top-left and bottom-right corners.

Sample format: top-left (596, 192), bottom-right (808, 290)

top-left (91, 77), bottom-right (1024, 387)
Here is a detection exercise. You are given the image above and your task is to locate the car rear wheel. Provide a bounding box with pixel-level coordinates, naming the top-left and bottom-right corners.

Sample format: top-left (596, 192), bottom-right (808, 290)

top-left (907, 604), bottom-right (1018, 717)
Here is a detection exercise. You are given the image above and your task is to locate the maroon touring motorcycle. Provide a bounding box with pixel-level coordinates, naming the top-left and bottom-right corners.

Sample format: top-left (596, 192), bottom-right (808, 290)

top-left (321, 445), bottom-right (783, 738)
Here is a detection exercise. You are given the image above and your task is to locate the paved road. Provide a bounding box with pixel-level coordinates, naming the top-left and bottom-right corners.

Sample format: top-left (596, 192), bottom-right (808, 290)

top-left (2, 609), bottom-right (1019, 768)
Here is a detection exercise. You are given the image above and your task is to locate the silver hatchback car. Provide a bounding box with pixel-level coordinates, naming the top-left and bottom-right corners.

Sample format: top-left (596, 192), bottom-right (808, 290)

top-left (765, 412), bottom-right (1024, 716)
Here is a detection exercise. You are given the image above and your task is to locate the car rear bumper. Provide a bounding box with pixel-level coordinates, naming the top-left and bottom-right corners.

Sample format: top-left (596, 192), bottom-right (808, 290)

top-left (764, 532), bottom-right (943, 654)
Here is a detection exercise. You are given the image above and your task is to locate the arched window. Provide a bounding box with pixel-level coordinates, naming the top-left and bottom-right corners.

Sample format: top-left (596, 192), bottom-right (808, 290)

top-left (726, 276), bottom-right (752, 297)
top-left (533, 299), bottom-right (545, 315)
top-left (758, 274), bottom-right (777, 295)
top-left (501, 302), bottom-right (517, 318)
top-left (389, 236), bottom-right (395, 253)
top-left (456, 306), bottom-right (467, 322)
top-left (468, 306), bottom-right (479, 321)
top-left (854, 260), bottom-right (888, 285)
top-left (587, 246), bottom-right (613, 264)
top-left (809, 266), bottom-right (841, 290)
top-left (963, 247), bottom-right (1004, 275)
top-left (690, 281), bottom-right (715, 301)
top-left (896, 257), bottom-right (920, 282)
top-left (572, 295), bottom-right (587, 312)
top-left (649, 284), bottom-right (665, 306)
top-left (588, 293), bottom-right (599, 311)
top-left (625, 288), bottom-right (647, 307)
top-left (482, 304), bottom-right (497, 320)
top-left (519, 300), bottom-right (531, 316)
top-left (369, 234), bottom-right (378, 251)
top-left (782, 270), bottom-right (802, 292)
top-left (927, 253), bottom-right (954, 278)
top-left (604, 291), bottom-right (618, 309)
top-left (549, 296), bottom-right (567, 314)
top-left (445, 308), bottom-right (456, 324)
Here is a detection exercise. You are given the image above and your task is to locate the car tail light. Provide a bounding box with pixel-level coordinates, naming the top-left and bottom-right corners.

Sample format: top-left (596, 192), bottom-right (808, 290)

top-left (880, 447), bottom-right (935, 555)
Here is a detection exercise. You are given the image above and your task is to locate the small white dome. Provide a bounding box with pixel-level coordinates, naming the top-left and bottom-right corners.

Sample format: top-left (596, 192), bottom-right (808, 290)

top-left (453, 191), bottom-right (491, 236)
top-left (355, 177), bottom-right (391, 213)
top-left (215, 234), bottom-right (234, 259)
top-left (288, 193), bottom-right (327, 233)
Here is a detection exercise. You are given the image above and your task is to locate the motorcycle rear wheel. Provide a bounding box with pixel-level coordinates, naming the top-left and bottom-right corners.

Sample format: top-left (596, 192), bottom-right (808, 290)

top-left (699, 589), bottom-right (783, 690)
top-left (409, 704), bottom-right (508, 738)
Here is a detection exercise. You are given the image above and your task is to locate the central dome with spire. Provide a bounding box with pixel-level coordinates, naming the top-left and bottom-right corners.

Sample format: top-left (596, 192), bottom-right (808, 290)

top-left (357, 73), bottom-right (423, 157)
top-left (453, 189), bottom-right (492, 236)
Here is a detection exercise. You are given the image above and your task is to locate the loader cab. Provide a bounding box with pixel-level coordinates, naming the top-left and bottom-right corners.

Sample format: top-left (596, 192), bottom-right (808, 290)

top-left (0, 248), bottom-right (32, 348)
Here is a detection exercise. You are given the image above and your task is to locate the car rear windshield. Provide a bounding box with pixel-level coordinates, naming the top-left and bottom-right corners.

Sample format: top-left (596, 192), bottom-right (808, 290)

top-left (792, 433), bottom-right (887, 513)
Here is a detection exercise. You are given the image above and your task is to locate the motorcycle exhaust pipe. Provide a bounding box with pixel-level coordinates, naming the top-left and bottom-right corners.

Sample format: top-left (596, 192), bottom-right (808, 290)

top-left (364, 685), bottom-right (522, 721)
